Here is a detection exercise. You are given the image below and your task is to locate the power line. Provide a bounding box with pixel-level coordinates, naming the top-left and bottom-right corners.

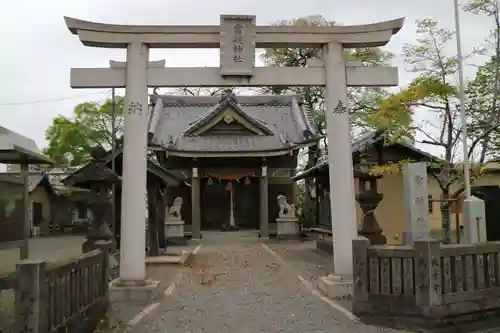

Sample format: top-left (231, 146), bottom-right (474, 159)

top-left (0, 90), bottom-right (112, 107)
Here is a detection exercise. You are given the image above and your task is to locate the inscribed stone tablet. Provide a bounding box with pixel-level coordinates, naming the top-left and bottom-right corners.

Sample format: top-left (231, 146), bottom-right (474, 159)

top-left (403, 162), bottom-right (430, 243)
top-left (220, 15), bottom-right (256, 76)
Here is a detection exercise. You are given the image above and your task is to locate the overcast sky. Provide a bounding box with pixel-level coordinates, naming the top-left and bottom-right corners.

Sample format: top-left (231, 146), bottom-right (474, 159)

top-left (0, 0), bottom-right (493, 159)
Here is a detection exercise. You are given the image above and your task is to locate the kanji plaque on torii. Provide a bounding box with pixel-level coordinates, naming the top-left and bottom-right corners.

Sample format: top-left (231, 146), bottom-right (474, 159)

top-left (220, 15), bottom-right (256, 76)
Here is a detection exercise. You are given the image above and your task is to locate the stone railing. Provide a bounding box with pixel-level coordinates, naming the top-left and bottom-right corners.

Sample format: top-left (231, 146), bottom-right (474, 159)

top-left (353, 238), bottom-right (500, 328)
top-left (9, 247), bottom-right (110, 333)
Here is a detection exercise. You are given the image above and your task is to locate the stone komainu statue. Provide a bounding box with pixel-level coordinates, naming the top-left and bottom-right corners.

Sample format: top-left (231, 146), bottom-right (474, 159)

top-left (277, 194), bottom-right (296, 218)
top-left (168, 197), bottom-right (183, 220)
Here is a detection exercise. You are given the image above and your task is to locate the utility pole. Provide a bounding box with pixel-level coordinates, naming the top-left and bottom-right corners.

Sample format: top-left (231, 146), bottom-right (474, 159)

top-left (454, 0), bottom-right (471, 197)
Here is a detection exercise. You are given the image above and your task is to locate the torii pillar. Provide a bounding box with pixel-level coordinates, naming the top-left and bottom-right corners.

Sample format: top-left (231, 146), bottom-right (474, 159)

top-left (64, 15), bottom-right (404, 289)
top-left (323, 43), bottom-right (358, 275)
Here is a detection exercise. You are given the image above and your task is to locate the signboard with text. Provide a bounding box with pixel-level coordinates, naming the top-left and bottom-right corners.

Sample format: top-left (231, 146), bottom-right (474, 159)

top-left (220, 15), bottom-right (256, 76)
top-left (403, 162), bottom-right (430, 243)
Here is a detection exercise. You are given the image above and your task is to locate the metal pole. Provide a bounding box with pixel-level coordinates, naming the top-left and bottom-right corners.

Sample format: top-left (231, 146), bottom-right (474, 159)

top-left (454, 0), bottom-right (472, 198)
top-left (111, 88), bottom-right (117, 246)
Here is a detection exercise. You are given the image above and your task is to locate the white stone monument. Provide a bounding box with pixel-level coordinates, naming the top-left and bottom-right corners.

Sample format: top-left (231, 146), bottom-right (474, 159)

top-left (276, 195), bottom-right (300, 238)
top-left (165, 197), bottom-right (186, 245)
top-left (403, 162), bottom-right (430, 244)
top-left (462, 196), bottom-right (487, 243)
top-left (63, 14), bottom-right (404, 300)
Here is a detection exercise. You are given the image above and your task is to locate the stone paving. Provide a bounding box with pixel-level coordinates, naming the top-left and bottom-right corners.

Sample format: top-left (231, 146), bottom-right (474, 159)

top-left (124, 235), bottom-right (407, 333)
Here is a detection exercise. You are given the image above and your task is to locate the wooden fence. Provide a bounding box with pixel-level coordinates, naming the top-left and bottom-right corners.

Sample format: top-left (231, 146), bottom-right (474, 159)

top-left (1, 246), bottom-right (110, 333)
top-left (352, 238), bottom-right (500, 327)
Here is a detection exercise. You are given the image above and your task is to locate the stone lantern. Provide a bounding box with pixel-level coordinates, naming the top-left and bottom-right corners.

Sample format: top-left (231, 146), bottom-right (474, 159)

top-left (70, 147), bottom-right (121, 253)
top-left (355, 161), bottom-right (387, 245)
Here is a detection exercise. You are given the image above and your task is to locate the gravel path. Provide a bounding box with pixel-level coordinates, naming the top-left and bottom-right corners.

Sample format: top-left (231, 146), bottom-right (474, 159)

top-left (263, 240), bottom-right (355, 312)
top-left (127, 240), bottom-right (407, 333)
top-left (264, 240), bottom-right (332, 282)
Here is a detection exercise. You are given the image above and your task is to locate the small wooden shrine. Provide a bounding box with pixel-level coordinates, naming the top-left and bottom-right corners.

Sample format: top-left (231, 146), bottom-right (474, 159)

top-left (293, 130), bottom-right (438, 247)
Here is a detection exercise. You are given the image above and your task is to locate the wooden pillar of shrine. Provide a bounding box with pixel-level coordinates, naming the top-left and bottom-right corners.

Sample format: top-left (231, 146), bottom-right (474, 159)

top-left (147, 183), bottom-right (160, 256)
top-left (157, 187), bottom-right (167, 250)
top-left (191, 166), bottom-right (201, 239)
top-left (114, 188), bottom-right (122, 249)
top-left (259, 163), bottom-right (269, 238)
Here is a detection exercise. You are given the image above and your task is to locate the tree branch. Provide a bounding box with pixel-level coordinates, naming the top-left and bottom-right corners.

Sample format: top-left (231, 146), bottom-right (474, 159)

top-left (411, 102), bottom-right (447, 110)
top-left (421, 140), bottom-right (447, 147)
top-left (468, 122), bottom-right (500, 158)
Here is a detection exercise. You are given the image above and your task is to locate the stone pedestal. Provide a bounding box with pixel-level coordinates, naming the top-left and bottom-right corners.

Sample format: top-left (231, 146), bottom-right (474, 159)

top-left (462, 196), bottom-right (487, 244)
top-left (109, 278), bottom-right (160, 322)
top-left (82, 222), bottom-right (115, 253)
top-left (165, 219), bottom-right (186, 245)
top-left (276, 217), bottom-right (299, 238)
top-left (318, 274), bottom-right (353, 300)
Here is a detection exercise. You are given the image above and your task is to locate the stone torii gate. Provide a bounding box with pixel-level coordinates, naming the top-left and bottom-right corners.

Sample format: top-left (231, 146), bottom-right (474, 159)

top-left (64, 14), bottom-right (403, 297)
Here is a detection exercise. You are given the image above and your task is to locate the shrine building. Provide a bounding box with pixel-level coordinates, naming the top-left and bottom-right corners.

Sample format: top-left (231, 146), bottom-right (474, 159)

top-left (149, 90), bottom-right (319, 238)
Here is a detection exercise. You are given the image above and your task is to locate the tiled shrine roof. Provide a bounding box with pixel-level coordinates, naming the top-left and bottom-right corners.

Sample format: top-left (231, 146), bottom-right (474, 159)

top-left (293, 130), bottom-right (441, 181)
top-left (149, 92), bottom-right (319, 157)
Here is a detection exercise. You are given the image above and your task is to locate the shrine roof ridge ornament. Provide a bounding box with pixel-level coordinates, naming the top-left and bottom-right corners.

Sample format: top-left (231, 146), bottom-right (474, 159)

top-left (63, 15), bottom-right (405, 49)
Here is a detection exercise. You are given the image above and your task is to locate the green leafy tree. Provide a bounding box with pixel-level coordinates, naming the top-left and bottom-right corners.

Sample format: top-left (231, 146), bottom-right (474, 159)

top-left (376, 18), bottom-right (500, 242)
top-left (464, 0), bottom-right (500, 162)
top-left (377, 19), bottom-right (462, 243)
top-left (263, 17), bottom-right (397, 138)
top-left (43, 97), bottom-right (124, 166)
top-left (43, 88), bottom-right (227, 167)
top-left (261, 16), bottom-right (399, 226)
top-left (466, 57), bottom-right (500, 161)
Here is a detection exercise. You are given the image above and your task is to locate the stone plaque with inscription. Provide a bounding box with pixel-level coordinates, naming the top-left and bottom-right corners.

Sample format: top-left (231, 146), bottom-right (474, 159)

top-left (403, 162), bottom-right (430, 243)
top-left (220, 15), bottom-right (256, 76)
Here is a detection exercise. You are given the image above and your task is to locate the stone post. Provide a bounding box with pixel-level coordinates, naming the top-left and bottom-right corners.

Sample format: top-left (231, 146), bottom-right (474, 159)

top-left (118, 41), bottom-right (149, 282)
top-left (352, 237), bottom-right (369, 305)
top-left (259, 165), bottom-right (269, 238)
top-left (323, 42), bottom-right (358, 276)
top-left (94, 240), bottom-right (112, 288)
top-left (403, 162), bottom-right (430, 244)
top-left (462, 196), bottom-right (487, 243)
top-left (15, 260), bottom-right (48, 333)
top-left (191, 167), bottom-right (201, 239)
top-left (414, 239), bottom-right (442, 315)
